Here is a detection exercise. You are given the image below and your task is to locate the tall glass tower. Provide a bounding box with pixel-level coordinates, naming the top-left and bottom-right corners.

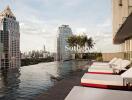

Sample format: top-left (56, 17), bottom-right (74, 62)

top-left (57, 25), bottom-right (73, 61)
top-left (0, 6), bottom-right (20, 69)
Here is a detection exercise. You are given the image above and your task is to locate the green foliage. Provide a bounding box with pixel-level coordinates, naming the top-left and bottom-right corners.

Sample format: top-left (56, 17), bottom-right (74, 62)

top-left (81, 52), bottom-right (103, 60)
top-left (67, 34), bottom-right (95, 54)
top-left (21, 57), bottom-right (54, 66)
top-left (67, 35), bottom-right (76, 48)
top-left (96, 56), bottom-right (103, 61)
top-left (86, 37), bottom-right (94, 50)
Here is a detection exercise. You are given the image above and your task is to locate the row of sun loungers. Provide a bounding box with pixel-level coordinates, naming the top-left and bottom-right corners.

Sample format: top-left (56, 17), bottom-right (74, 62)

top-left (82, 58), bottom-right (132, 89)
top-left (65, 58), bottom-right (132, 100)
top-left (81, 68), bottom-right (132, 89)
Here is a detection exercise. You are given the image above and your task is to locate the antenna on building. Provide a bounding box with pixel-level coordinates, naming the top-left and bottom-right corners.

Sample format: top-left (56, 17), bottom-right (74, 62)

top-left (43, 44), bottom-right (46, 52)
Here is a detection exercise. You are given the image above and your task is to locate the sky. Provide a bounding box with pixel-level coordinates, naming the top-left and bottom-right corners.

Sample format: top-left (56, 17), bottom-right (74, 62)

top-left (0, 0), bottom-right (120, 53)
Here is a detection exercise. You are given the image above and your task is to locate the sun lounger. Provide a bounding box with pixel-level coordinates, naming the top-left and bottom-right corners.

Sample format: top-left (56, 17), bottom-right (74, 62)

top-left (88, 59), bottom-right (131, 74)
top-left (88, 66), bottom-right (114, 74)
top-left (65, 86), bottom-right (132, 100)
top-left (81, 67), bottom-right (132, 89)
top-left (91, 58), bottom-right (122, 68)
top-left (93, 57), bottom-right (118, 66)
top-left (81, 73), bottom-right (123, 89)
top-left (121, 67), bottom-right (132, 86)
top-left (121, 67), bottom-right (132, 78)
top-left (113, 60), bottom-right (131, 71)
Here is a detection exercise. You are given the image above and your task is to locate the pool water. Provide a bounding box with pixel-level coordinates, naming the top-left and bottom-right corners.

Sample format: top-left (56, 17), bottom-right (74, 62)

top-left (0, 60), bottom-right (88, 100)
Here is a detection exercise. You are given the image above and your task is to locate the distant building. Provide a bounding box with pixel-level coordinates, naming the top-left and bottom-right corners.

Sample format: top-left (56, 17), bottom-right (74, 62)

top-left (112, 0), bottom-right (132, 61)
top-left (42, 45), bottom-right (50, 58)
top-left (21, 45), bottom-right (51, 59)
top-left (51, 52), bottom-right (57, 61)
top-left (42, 51), bottom-right (50, 58)
top-left (0, 6), bottom-right (21, 69)
top-left (57, 25), bottom-right (73, 61)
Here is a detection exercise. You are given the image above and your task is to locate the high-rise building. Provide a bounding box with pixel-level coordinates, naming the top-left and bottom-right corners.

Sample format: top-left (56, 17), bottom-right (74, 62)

top-left (57, 25), bottom-right (73, 61)
top-left (0, 41), bottom-right (3, 69)
top-left (0, 6), bottom-right (21, 69)
top-left (112, 0), bottom-right (132, 61)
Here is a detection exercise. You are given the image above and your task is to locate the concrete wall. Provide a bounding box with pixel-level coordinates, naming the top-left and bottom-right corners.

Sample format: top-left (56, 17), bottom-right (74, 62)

top-left (112, 0), bottom-right (129, 37)
top-left (112, 0), bottom-right (132, 60)
top-left (102, 52), bottom-right (124, 61)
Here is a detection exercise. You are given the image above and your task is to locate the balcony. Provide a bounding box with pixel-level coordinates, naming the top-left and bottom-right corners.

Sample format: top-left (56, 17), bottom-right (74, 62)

top-left (113, 12), bottom-right (132, 44)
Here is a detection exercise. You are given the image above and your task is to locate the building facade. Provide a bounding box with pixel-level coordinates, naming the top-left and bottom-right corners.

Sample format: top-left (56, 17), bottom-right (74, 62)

top-left (112, 0), bottom-right (132, 61)
top-left (0, 41), bottom-right (4, 69)
top-left (57, 25), bottom-right (73, 61)
top-left (0, 6), bottom-right (20, 69)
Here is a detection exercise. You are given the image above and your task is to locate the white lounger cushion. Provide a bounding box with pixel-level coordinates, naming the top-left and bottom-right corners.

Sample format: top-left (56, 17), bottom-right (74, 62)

top-left (121, 67), bottom-right (132, 78)
top-left (91, 58), bottom-right (122, 68)
top-left (81, 73), bottom-right (123, 86)
top-left (109, 57), bottom-right (118, 64)
top-left (88, 66), bottom-right (114, 73)
top-left (88, 59), bottom-right (130, 73)
top-left (111, 58), bottom-right (123, 66)
top-left (65, 86), bottom-right (132, 100)
top-left (92, 57), bottom-right (117, 66)
top-left (114, 60), bottom-right (131, 70)
top-left (92, 62), bottom-right (109, 66)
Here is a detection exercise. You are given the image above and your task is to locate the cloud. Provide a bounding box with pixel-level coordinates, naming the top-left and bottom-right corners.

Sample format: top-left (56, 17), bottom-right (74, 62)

top-left (0, 0), bottom-right (120, 53)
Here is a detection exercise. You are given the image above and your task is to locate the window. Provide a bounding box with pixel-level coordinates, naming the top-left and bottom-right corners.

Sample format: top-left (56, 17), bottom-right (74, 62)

top-left (119, 0), bottom-right (123, 6)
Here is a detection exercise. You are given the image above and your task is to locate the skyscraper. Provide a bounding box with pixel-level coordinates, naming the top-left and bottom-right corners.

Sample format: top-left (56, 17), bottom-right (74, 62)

top-left (0, 6), bottom-right (20, 69)
top-left (57, 25), bottom-right (73, 61)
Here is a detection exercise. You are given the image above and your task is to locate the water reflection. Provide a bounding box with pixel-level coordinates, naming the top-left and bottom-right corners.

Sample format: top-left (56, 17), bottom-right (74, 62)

top-left (0, 69), bottom-right (20, 100)
top-left (0, 60), bottom-right (88, 100)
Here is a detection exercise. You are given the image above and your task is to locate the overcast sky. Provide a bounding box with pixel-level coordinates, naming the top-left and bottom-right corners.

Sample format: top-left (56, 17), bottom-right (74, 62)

top-left (0, 0), bottom-right (120, 53)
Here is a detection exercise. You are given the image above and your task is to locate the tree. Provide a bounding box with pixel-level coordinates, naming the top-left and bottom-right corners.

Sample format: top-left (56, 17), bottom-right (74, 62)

top-left (67, 35), bottom-right (74, 51)
top-left (67, 35), bottom-right (77, 52)
top-left (67, 34), bottom-right (95, 54)
top-left (86, 37), bottom-right (94, 51)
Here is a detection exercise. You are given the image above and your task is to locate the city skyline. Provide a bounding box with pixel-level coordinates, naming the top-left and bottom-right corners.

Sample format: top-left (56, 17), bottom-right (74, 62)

top-left (0, 0), bottom-right (120, 53)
